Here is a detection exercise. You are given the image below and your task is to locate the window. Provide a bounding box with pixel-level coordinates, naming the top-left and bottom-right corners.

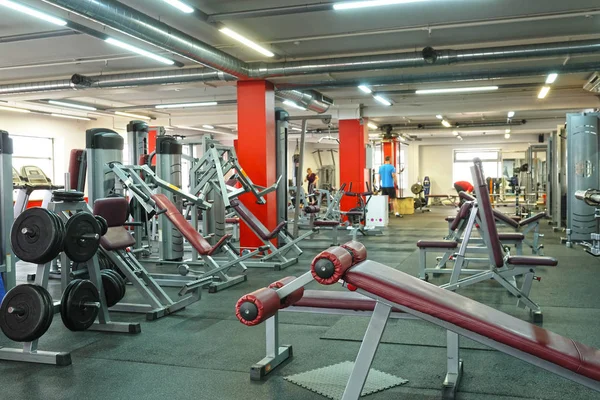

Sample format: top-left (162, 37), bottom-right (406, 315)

top-left (453, 149), bottom-right (501, 184)
top-left (11, 135), bottom-right (54, 182)
top-left (397, 146), bottom-right (409, 191)
top-left (372, 143), bottom-right (383, 171)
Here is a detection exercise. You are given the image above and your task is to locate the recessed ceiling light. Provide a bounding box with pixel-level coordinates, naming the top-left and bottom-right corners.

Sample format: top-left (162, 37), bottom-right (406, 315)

top-left (51, 113), bottom-right (91, 121)
top-left (373, 95), bottom-right (392, 106)
top-left (415, 86), bottom-right (499, 95)
top-left (49, 100), bottom-right (97, 111)
top-left (358, 85), bottom-right (372, 94)
top-left (505, 128), bottom-right (511, 134)
top-left (114, 111), bottom-right (152, 120)
top-left (545, 73), bottom-right (558, 84)
top-left (441, 119), bottom-right (452, 128)
top-left (202, 125), bottom-right (215, 129)
top-left (161, 0), bottom-right (194, 13)
top-left (219, 27), bottom-right (275, 58)
top-left (367, 122), bottom-right (378, 130)
top-left (105, 38), bottom-right (175, 66)
top-left (291, 127), bottom-right (302, 131)
top-left (156, 101), bottom-right (218, 109)
top-left (333, 0), bottom-right (430, 11)
top-left (435, 114), bottom-right (443, 120)
top-left (452, 131), bottom-right (459, 136)
top-left (0, 0), bottom-right (67, 26)
top-left (507, 111), bottom-right (515, 118)
top-left (538, 86), bottom-right (551, 99)
top-left (505, 133), bottom-right (511, 139)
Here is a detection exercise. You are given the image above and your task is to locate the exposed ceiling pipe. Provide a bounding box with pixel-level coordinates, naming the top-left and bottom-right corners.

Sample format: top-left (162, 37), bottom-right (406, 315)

top-left (393, 120), bottom-right (527, 130)
top-left (274, 61), bottom-right (600, 90)
top-left (0, 79), bottom-right (83, 95)
top-left (207, 3), bottom-right (334, 22)
top-left (0, 29), bottom-right (80, 43)
top-left (275, 90), bottom-right (333, 114)
top-left (40, 0), bottom-right (600, 79)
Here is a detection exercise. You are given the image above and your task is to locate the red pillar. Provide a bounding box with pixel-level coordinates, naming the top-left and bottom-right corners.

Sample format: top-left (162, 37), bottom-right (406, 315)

top-left (339, 119), bottom-right (369, 212)
top-left (382, 140), bottom-right (397, 166)
top-left (236, 80), bottom-right (277, 250)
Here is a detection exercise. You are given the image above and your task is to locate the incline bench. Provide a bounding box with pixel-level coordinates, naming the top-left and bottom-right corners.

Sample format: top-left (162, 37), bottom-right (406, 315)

top-left (236, 241), bottom-right (600, 400)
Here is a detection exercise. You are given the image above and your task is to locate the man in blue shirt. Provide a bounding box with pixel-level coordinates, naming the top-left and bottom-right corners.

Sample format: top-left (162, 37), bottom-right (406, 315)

top-left (378, 156), bottom-right (401, 217)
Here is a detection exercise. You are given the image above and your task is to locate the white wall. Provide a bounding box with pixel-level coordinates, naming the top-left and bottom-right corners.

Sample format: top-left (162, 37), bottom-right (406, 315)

top-left (415, 134), bottom-right (543, 194)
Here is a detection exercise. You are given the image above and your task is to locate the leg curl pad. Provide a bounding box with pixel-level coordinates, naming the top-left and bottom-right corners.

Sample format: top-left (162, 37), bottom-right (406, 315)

top-left (236, 287), bottom-right (281, 326)
top-left (268, 276), bottom-right (304, 308)
top-left (311, 241), bottom-right (367, 285)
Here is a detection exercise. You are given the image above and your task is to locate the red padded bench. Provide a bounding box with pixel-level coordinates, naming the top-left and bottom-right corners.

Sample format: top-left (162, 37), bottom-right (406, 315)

top-left (153, 193), bottom-right (230, 256)
top-left (344, 260), bottom-right (600, 386)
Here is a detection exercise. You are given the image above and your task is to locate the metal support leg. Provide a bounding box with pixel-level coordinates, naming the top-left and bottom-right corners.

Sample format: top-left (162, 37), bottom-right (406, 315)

top-left (419, 249), bottom-right (427, 280)
top-left (442, 331), bottom-right (463, 400)
top-left (250, 313), bottom-right (293, 381)
top-left (341, 302), bottom-right (391, 400)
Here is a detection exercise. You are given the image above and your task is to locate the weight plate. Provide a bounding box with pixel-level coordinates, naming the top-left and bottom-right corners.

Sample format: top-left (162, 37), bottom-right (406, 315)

top-left (64, 213), bottom-right (101, 263)
top-left (107, 269), bottom-right (126, 301)
top-left (30, 285), bottom-right (54, 337)
top-left (11, 208), bottom-right (63, 264)
top-left (95, 216), bottom-right (108, 236)
top-left (52, 190), bottom-right (85, 203)
top-left (48, 210), bottom-right (65, 255)
top-left (61, 280), bottom-right (99, 332)
top-left (100, 270), bottom-right (121, 307)
top-left (0, 284), bottom-right (52, 342)
top-left (60, 280), bottom-right (76, 331)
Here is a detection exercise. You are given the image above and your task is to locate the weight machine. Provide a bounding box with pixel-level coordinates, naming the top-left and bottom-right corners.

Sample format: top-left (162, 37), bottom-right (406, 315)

top-left (574, 189), bottom-right (600, 256)
top-left (0, 131), bottom-right (15, 291)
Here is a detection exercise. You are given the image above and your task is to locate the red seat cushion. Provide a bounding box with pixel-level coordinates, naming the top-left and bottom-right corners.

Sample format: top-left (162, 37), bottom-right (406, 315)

top-left (314, 220), bottom-right (340, 227)
top-left (230, 199), bottom-right (286, 241)
top-left (152, 193), bottom-right (221, 255)
top-left (343, 260), bottom-right (600, 382)
top-left (417, 240), bottom-right (458, 249)
top-left (507, 256), bottom-right (558, 267)
top-left (100, 227), bottom-right (136, 251)
top-left (295, 290), bottom-right (403, 313)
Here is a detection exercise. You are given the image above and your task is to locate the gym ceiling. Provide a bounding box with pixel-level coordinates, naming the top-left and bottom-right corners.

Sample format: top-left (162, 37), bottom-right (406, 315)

top-left (1, 0), bottom-right (600, 140)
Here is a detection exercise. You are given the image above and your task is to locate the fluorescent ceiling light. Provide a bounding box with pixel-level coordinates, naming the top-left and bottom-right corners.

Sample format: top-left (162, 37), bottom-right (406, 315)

top-left (457, 135), bottom-right (463, 140)
top-left (358, 85), bottom-right (372, 94)
top-left (48, 100), bottom-right (96, 111)
top-left (435, 114), bottom-right (443, 120)
top-left (441, 119), bottom-right (452, 128)
top-left (505, 133), bottom-right (511, 139)
top-left (507, 111), bottom-right (515, 118)
top-left (0, 105), bottom-right (30, 113)
top-left (333, 0), bottom-right (429, 11)
top-left (545, 73), bottom-right (558, 84)
top-left (162, 0), bottom-right (194, 13)
top-left (114, 111), bottom-right (151, 120)
top-left (105, 38), bottom-right (175, 65)
top-left (156, 101), bottom-right (218, 109)
top-left (505, 128), bottom-right (511, 134)
top-left (538, 86), bottom-right (551, 99)
top-left (452, 131), bottom-right (459, 136)
top-left (415, 86), bottom-right (499, 95)
top-left (51, 113), bottom-right (91, 121)
top-left (219, 27), bottom-right (274, 58)
top-left (202, 125), bottom-right (215, 129)
top-left (373, 95), bottom-right (392, 106)
top-left (283, 100), bottom-right (307, 111)
top-left (0, 0), bottom-right (67, 26)
top-left (291, 127), bottom-right (302, 131)
top-left (399, 136), bottom-right (406, 142)
top-left (367, 122), bottom-right (378, 130)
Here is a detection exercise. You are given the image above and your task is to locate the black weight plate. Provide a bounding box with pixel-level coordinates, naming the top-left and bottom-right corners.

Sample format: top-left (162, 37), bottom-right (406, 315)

top-left (52, 190), bottom-right (85, 203)
top-left (64, 213), bottom-right (101, 263)
top-left (30, 285), bottom-right (54, 337)
top-left (0, 284), bottom-right (50, 342)
top-left (61, 280), bottom-right (99, 331)
top-left (60, 280), bottom-right (77, 331)
top-left (11, 208), bottom-right (62, 264)
top-left (95, 216), bottom-right (108, 236)
top-left (105, 269), bottom-right (126, 301)
top-left (100, 271), bottom-right (121, 307)
top-left (48, 211), bottom-right (65, 255)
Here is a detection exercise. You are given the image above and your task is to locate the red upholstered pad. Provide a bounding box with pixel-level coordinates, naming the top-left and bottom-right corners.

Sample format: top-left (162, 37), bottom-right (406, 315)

top-left (235, 287), bottom-right (280, 327)
top-left (68, 149), bottom-right (86, 191)
top-left (507, 256), bottom-right (558, 267)
top-left (152, 193), bottom-right (228, 256)
top-left (311, 246), bottom-right (354, 285)
top-left (344, 260), bottom-right (600, 382)
top-left (229, 199), bottom-right (286, 241)
top-left (498, 233), bottom-right (525, 241)
top-left (417, 240), bottom-right (458, 249)
top-left (100, 227), bottom-right (136, 251)
top-left (459, 192), bottom-right (475, 201)
top-left (314, 220), bottom-right (341, 227)
top-left (268, 276), bottom-right (304, 308)
top-left (295, 290), bottom-right (403, 313)
top-left (494, 210), bottom-right (520, 228)
top-left (520, 212), bottom-right (546, 226)
top-left (94, 198), bottom-right (129, 227)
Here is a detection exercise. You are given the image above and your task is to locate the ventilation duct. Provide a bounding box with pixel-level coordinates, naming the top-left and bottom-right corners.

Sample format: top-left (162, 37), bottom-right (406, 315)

top-left (42, 0), bottom-right (600, 78)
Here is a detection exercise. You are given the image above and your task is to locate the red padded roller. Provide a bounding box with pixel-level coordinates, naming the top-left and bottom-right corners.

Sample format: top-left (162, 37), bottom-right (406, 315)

top-left (268, 276), bottom-right (304, 308)
top-left (311, 246), bottom-right (354, 285)
top-left (341, 241), bottom-right (367, 264)
top-left (235, 287), bottom-right (280, 326)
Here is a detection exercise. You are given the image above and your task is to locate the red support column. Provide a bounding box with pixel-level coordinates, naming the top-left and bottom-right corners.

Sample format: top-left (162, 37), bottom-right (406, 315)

top-left (236, 80), bottom-right (277, 250)
top-left (339, 119), bottom-right (369, 212)
top-left (382, 140), bottom-right (397, 166)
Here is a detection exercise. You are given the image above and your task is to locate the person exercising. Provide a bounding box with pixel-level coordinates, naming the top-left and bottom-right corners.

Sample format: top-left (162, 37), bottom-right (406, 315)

top-left (305, 168), bottom-right (319, 205)
top-left (378, 156), bottom-right (401, 218)
top-left (454, 180), bottom-right (474, 205)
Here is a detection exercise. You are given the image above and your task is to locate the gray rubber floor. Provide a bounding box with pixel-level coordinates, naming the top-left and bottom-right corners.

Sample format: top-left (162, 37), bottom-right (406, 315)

top-left (1, 207), bottom-right (599, 400)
